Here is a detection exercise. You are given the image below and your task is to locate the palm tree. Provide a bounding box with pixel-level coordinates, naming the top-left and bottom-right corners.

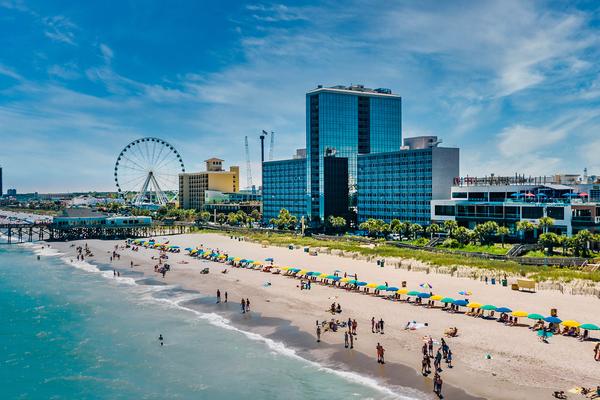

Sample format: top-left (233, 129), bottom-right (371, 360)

top-left (443, 220), bottom-right (458, 238)
top-left (538, 216), bottom-right (555, 234)
top-left (426, 223), bottom-right (440, 239)
top-left (496, 226), bottom-right (510, 247)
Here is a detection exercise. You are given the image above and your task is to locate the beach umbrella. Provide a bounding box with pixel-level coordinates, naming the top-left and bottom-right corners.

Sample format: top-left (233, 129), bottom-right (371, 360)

top-left (561, 320), bottom-right (581, 328)
top-left (527, 313), bottom-right (545, 320)
top-left (184, 247), bottom-right (193, 251)
top-left (347, 279), bottom-right (358, 285)
top-left (357, 281), bottom-right (368, 287)
top-left (580, 323), bottom-right (600, 331)
top-left (562, 193), bottom-right (578, 198)
top-left (481, 304), bottom-right (497, 311)
top-left (420, 283), bottom-right (433, 289)
top-left (233, 257), bottom-right (241, 261)
top-left (418, 292), bottom-right (432, 298)
top-left (537, 329), bottom-right (554, 338)
top-left (326, 275), bottom-right (339, 280)
top-left (407, 290), bottom-right (421, 296)
top-left (458, 291), bottom-right (472, 296)
top-left (511, 310), bottom-right (528, 318)
top-left (340, 277), bottom-right (352, 282)
top-left (453, 299), bottom-right (468, 307)
top-left (170, 245), bottom-right (180, 249)
top-left (309, 271), bottom-right (322, 276)
top-left (544, 316), bottom-right (562, 324)
top-left (265, 257), bottom-right (274, 261)
top-left (440, 297), bottom-right (455, 303)
top-left (467, 302), bottom-right (482, 309)
top-left (495, 307), bottom-right (512, 313)
top-left (386, 286), bottom-right (399, 292)
top-left (331, 276), bottom-right (341, 281)
top-left (536, 193), bottom-right (547, 197)
top-left (430, 295), bottom-right (443, 301)
top-left (376, 285), bottom-right (388, 291)
top-left (227, 256), bottom-right (234, 261)
top-left (366, 283), bottom-right (379, 288)
top-left (298, 269), bottom-right (309, 275)
top-left (397, 289), bottom-right (409, 295)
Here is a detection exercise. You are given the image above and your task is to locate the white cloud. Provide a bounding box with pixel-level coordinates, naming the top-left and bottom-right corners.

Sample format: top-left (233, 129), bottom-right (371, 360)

top-left (47, 63), bottom-right (80, 80)
top-left (43, 15), bottom-right (77, 45)
top-left (100, 43), bottom-right (114, 63)
top-left (0, 64), bottom-right (22, 80)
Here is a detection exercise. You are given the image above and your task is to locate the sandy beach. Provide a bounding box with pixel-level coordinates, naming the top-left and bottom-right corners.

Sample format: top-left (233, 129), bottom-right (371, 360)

top-left (49, 232), bottom-right (600, 400)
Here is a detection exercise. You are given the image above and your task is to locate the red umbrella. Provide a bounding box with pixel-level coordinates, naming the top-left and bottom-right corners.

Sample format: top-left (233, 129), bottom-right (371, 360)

top-left (525, 193), bottom-right (535, 197)
top-left (579, 192), bottom-right (589, 197)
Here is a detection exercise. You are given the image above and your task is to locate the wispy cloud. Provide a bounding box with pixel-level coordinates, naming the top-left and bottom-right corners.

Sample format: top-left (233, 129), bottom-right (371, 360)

top-left (42, 15), bottom-right (77, 45)
top-left (0, 64), bottom-right (23, 80)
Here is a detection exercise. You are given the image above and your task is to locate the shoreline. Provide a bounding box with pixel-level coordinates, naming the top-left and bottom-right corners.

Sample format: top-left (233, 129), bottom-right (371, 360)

top-left (45, 233), bottom-right (600, 399)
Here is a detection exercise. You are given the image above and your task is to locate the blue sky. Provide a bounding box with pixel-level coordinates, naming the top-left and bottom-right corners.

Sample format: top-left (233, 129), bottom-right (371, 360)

top-left (1, 0), bottom-right (600, 193)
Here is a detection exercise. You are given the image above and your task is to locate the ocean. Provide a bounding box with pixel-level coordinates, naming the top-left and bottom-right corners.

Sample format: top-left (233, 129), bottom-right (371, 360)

top-left (0, 244), bottom-right (413, 400)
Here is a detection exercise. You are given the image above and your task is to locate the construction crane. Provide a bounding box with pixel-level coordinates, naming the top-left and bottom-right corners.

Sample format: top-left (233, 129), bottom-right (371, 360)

top-left (244, 136), bottom-right (253, 189)
top-left (269, 131), bottom-right (275, 161)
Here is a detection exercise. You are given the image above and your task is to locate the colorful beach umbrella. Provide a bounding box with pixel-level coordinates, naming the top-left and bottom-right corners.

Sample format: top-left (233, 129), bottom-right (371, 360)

top-left (376, 285), bottom-right (388, 290)
top-left (481, 304), bottom-right (497, 311)
top-left (561, 320), bottom-right (581, 328)
top-left (407, 290), bottom-right (421, 296)
top-left (527, 313), bottom-right (545, 320)
top-left (458, 291), bottom-right (472, 296)
top-left (495, 307), bottom-right (512, 313)
top-left (396, 289), bottom-right (409, 295)
top-left (430, 295), bottom-right (443, 301)
top-left (453, 299), bottom-right (468, 307)
top-left (340, 277), bottom-right (352, 282)
top-left (511, 310), bottom-right (528, 317)
top-left (418, 292), bottom-right (432, 298)
top-left (420, 283), bottom-right (433, 289)
top-left (357, 281), bottom-right (368, 287)
top-left (366, 283), bottom-right (379, 288)
top-left (184, 247), bottom-right (193, 251)
top-left (580, 323), bottom-right (600, 331)
top-left (544, 316), bottom-right (562, 324)
top-left (385, 286), bottom-right (399, 292)
top-left (467, 302), bottom-right (482, 309)
top-left (440, 297), bottom-right (455, 303)
top-left (265, 257), bottom-right (274, 261)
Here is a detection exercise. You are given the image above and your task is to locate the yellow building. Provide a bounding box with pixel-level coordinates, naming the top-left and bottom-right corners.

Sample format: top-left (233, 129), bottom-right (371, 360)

top-left (179, 158), bottom-right (239, 210)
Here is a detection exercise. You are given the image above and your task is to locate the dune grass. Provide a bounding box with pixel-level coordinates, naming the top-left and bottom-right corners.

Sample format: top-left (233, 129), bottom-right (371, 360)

top-left (200, 229), bottom-right (600, 283)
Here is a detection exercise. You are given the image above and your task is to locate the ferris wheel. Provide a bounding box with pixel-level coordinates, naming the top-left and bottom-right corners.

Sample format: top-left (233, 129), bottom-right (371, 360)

top-left (114, 137), bottom-right (185, 206)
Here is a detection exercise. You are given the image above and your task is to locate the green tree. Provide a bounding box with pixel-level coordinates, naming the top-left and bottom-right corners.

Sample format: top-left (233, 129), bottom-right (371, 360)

top-left (538, 216), bottom-right (555, 234)
top-left (359, 218), bottom-right (385, 237)
top-left (496, 226), bottom-right (510, 247)
top-left (572, 230), bottom-right (593, 257)
top-left (390, 219), bottom-right (402, 234)
top-left (538, 232), bottom-right (561, 255)
top-left (473, 221), bottom-right (499, 244)
top-left (454, 226), bottom-right (473, 246)
top-left (250, 209), bottom-right (261, 222)
top-left (410, 223), bottom-right (423, 239)
top-left (198, 211), bottom-right (211, 222)
top-left (443, 220), bottom-right (458, 238)
top-left (216, 213), bottom-right (226, 224)
top-left (272, 208), bottom-right (298, 230)
top-left (426, 223), bottom-right (440, 239)
top-left (327, 216), bottom-right (347, 233)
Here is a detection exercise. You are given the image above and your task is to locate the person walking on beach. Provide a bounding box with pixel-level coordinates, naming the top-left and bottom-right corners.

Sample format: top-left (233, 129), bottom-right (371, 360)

top-left (130, 261), bottom-right (133, 268)
top-left (379, 318), bottom-right (384, 335)
top-left (344, 331), bottom-right (349, 348)
top-left (349, 329), bottom-right (354, 349)
top-left (352, 319), bottom-right (357, 335)
top-left (316, 325), bottom-right (321, 343)
top-left (216, 289), bottom-right (221, 303)
top-left (428, 337), bottom-right (434, 357)
top-left (446, 349), bottom-right (453, 368)
top-left (594, 343), bottom-right (600, 361)
top-left (433, 372), bottom-right (443, 397)
top-left (224, 291), bottom-right (228, 303)
top-left (113, 269), bottom-right (116, 277)
top-left (241, 299), bottom-right (246, 314)
top-left (441, 338), bottom-right (448, 360)
top-left (245, 298), bottom-right (250, 312)
top-left (371, 317), bottom-right (375, 333)
top-left (434, 349), bottom-right (443, 372)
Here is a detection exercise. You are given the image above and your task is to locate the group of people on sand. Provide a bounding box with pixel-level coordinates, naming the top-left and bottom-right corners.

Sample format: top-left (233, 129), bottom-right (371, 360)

top-left (371, 317), bottom-right (385, 334)
top-left (216, 289), bottom-right (228, 304)
top-left (421, 336), bottom-right (451, 397)
top-left (75, 244), bottom-right (93, 261)
top-left (329, 302), bottom-right (342, 314)
top-left (241, 298), bottom-right (251, 313)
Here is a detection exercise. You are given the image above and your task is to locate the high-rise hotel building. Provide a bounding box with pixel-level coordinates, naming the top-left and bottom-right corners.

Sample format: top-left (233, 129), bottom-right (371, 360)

top-left (306, 84), bottom-right (402, 223)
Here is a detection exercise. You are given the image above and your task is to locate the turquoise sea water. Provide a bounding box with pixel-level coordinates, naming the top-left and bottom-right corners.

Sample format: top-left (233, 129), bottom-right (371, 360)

top-left (0, 245), bottom-right (408, 400)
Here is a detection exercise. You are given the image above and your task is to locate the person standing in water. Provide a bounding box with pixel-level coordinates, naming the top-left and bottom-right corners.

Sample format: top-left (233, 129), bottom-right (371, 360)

top-left (344, 331), bottom-right (349, 348)
top-left (349, 328), bottom-right (354, 349)
top-left (158, 334), bottom-right (164, 346)
top-left (224, 291), bottom-right (228, 303)
top-left (216, 289), bottom-right (221, 303)
top-left (245, 298), bottom-right (250, 312)
top-left (316, 325), bottom-right (321, 343)
top-left (241, 299), bottom-right (246, 314)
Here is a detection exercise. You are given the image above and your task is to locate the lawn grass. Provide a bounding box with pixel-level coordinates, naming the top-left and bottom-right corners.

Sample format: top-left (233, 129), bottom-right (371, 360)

top-left (442, 243), bottom-right (510, 256)
top-left (202, 229), bottom-right (600, 282)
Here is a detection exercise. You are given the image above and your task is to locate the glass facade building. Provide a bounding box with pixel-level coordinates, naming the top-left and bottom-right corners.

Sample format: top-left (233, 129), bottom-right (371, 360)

top-left (306, 85), bottom-right (402, 223)
top-left (357, 144), bottom-right (459, 224)
top-left (262, 158), bottom-right (307, 223)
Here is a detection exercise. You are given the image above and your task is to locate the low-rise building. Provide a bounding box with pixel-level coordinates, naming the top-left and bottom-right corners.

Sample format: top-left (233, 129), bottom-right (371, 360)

top-left (356, 136), bottom-right (459, 224)
top-left (431, 176), bottom-right (600, 236)
top-left (179, 158), bottom-right (239, 210)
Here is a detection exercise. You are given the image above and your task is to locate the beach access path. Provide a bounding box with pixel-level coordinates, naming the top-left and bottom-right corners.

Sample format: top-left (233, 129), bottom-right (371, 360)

top-left (51, 233), bottom-right (599, 400)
